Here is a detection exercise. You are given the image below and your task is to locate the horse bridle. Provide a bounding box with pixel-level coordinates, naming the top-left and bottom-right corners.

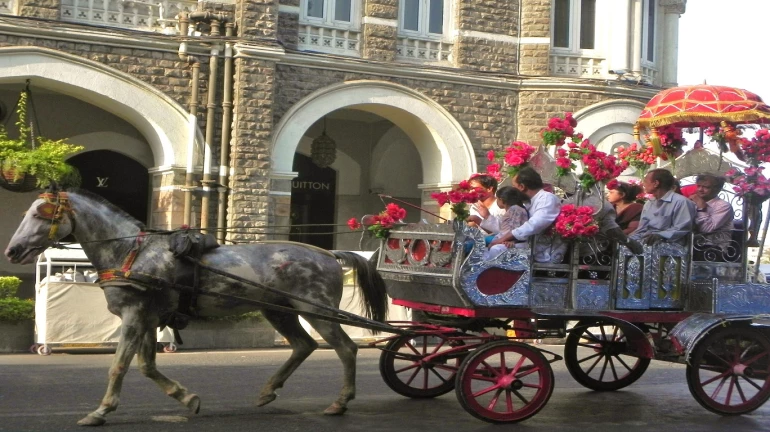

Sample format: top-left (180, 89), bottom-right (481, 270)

top-left (36, 192), bottom-right (74, 241)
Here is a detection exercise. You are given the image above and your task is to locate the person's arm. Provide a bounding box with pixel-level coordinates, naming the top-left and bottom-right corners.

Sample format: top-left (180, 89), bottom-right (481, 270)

top-left (623, 220), bottom-right (639, 235)
top-left (629, 203), bottom-right (650, 240)
top-left (656, 199), bottom-right (695, 240)
top-left (479, 214), bottom-right (500, 233)
top-left (696, 200), bottom-right (734, 233)
top-left (512, 196), bottom-right (560, 240)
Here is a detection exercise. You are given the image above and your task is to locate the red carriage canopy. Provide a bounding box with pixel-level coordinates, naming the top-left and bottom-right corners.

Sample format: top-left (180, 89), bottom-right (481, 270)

top-left (636, 84), bottom-right (770, 129)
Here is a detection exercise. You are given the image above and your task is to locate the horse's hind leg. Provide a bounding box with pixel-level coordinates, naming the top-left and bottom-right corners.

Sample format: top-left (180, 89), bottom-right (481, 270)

top-left (136, 329), bottom-right (200, 414)
top-left (257, 309), bottom-right (318, 407)
top-left (302, 317), bottom-right (358, 415)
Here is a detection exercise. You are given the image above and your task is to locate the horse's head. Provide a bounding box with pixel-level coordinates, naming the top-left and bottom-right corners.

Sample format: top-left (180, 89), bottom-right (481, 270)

top-left (5, 190), bottom-right (75, 264)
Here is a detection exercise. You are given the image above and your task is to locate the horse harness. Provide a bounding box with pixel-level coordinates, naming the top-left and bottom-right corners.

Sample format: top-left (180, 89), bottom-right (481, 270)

top-left (36, 192), bottom-right (74, 240)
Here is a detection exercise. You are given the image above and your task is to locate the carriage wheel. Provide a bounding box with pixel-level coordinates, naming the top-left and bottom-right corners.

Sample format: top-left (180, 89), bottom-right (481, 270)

top-left (687, 327), bottom-right (770, 415)
top-left (163, 343), bottom-right (178, 353)
top-left (36, 345), bottom-right (52, 356)
top-left (564, 321), bottom-right (650, 391)
top-left (379, 333), bottom-right (464, 398)
top-left (455, 341), bottom-right (554, 423)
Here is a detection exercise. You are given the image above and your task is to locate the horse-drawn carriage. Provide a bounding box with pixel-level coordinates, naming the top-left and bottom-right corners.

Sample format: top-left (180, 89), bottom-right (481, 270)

top-left (370, 145), bottom-right (770, 423)
top-left (368, 141), bottom-right (770, 422)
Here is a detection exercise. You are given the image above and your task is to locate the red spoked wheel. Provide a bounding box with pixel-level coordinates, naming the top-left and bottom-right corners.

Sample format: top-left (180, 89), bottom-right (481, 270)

top-left (455, 341), bottom-right (554, 423)
top-left (379, 333), bottom-right (465, 398)
top-left (687, 327), bottom-right (770, 415)
top-left (564, 321), bottom-right (650, 391)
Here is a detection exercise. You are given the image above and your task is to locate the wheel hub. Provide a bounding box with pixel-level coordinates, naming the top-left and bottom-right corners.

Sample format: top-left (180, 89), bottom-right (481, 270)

top-left (733, 363), bottom-right (753, 377)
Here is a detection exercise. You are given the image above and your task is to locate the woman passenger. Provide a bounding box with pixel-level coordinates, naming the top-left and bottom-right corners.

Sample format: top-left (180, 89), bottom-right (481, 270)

top-left (607, 181), bottom-right (643, 235)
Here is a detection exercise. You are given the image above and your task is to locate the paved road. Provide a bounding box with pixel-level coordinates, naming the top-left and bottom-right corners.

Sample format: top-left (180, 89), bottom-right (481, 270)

top-left (0, 345), bottom-right (768, 432)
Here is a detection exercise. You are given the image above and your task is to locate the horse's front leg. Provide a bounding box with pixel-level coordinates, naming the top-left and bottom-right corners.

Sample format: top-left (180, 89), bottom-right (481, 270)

top-left (136, 328), bottom-right (200, 413)
top-left (77, 307), bottom-right (147, 426)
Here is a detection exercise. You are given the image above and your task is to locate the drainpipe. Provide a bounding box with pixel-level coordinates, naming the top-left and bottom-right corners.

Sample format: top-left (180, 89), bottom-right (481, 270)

top-left (178, 12), bottom-right (201, 227)
top-left (199, 20), bottom-right (222, 233)
top-left (217, 21), bottom-right (235, 244)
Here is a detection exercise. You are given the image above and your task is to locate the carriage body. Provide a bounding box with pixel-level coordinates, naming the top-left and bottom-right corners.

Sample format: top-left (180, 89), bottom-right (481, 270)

top-left (374, 147), bottom-right (770, 423)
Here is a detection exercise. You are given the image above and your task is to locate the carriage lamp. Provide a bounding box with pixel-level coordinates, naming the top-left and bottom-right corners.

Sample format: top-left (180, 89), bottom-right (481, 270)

top-left (311, 117), bottom-right (337, 168)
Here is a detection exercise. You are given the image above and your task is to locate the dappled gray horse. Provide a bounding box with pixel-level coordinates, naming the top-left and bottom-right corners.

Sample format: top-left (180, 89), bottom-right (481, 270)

top-left (5, 189), bottom-right (388, 426)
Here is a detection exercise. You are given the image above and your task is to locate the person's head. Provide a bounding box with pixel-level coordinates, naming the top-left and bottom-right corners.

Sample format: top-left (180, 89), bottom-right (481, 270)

top-left (607, 182), bottom-right (642, 205)
top-left (512, 166), bottom-right (544, 196)
top-left (468, 174), bottom-right (498, 200)
top-left (642, 169), bottom-right (675, 197)
top-left (695, 174), bottom-right (725, 201)
top-left (496, 186), bottom-right (527, 209)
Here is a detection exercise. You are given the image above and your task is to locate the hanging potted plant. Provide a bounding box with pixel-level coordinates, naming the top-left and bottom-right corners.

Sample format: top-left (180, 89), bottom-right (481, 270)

top-left (0, 82), bottom-right (83, 192)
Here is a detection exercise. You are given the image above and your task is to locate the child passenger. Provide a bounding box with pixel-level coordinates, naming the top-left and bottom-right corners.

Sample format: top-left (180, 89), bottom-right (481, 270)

top-left (483, 186), bottom-right (529, 260)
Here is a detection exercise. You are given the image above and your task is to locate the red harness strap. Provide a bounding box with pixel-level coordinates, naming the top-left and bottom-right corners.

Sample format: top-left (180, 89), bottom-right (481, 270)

top-left (98, 232), bottom-right (146, 282)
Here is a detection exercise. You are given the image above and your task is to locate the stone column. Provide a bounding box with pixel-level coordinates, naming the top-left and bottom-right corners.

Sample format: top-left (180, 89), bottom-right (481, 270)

top-left (362, 0), bottom-right (398, 62)
top-left (418, 183), bottom-right (455, 223)
top-left (268, 171), bottom-right (295, 240)
top-left (631, 0), bottom-right (643, 73)
top-left (150, 169), bottom-right (189, 230)
top-left (235, 0), bottom-right (278, 40)
top-left (14, 0), bottom-right (60, 19)
top-left (609, 0), bottom-right (631, 73)
top-left (226, 55), bottom-right (277, 243)
top-left (661, 1), bottom-right (686, 87)
top-left (518, 0), bottom-right (551, 77)
top-left (277, 0), bottom-right (299, 50)
top-left (455, 0), bottom-right (520, 72)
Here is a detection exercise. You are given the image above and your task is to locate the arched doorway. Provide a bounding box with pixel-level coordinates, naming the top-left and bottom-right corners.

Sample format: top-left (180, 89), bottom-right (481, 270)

top-left (68, 150), bottom-right (149, 224)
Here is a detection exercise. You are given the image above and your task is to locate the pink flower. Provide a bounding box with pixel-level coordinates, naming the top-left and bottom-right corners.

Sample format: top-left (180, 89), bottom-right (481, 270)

top-left (486, 150), bottom-right (496, 162)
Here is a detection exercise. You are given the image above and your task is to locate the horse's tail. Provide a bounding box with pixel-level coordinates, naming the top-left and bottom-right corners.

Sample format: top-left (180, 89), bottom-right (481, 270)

top-left (332, 250), bottom-right (389, 328)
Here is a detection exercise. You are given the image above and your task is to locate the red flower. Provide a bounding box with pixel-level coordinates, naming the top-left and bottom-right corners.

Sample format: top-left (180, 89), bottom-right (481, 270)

top-left (347, 217), bottom-right (362, 230)
top-left (606, 179), bottom-right (619, 190)
top-left (486, 150), bottom-right (496, 161)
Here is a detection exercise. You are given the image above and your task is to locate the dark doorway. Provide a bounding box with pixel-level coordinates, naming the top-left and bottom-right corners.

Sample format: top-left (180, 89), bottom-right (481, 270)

top-left (290, 153), bottom-right (336, 249)
top-left (67, 150), bottom-right (149, 224)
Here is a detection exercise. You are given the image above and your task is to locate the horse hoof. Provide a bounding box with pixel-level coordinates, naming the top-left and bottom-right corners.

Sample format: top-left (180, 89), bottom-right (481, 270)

top-left (183, 394), bottom-right (201, 414)
top-left (323, 403), bottom-right (347, 416)
top-left (256, 394), bottom-right (277, 407)
top-left (77, 413), bottom-right (106, 427)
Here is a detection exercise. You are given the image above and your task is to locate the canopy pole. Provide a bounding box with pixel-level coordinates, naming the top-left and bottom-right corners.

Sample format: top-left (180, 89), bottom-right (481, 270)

top-left (754, 202), bottom-right (770, 281)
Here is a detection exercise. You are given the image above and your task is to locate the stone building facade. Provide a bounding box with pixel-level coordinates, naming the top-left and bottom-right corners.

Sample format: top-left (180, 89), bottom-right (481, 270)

top-left (0, 0), bottom-right (687, 281)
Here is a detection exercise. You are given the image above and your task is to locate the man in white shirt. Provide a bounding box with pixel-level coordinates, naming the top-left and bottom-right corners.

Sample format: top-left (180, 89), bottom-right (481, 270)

top-left (490, 167), bottom-right (565, 262)
top-left (467, 174), bottom-right (507, 234)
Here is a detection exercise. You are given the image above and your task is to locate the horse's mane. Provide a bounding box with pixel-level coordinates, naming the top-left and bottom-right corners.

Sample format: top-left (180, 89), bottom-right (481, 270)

top-left (67, 188), bottom-right (147, 230)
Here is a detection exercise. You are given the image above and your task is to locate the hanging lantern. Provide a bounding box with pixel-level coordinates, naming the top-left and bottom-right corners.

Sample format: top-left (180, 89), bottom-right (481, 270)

top-left (310, 117), bottom-right (336, 168)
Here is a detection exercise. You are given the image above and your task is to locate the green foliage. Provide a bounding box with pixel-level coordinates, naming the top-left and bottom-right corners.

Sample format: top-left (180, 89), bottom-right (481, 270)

top-left (0, 277), bottom-right (33, 322)
top-left (0, 89), bottom-right (84, 188)
top-left (0, 276), bottom-right (22, 299)
top-left (0, 298), bottom-right (34, 323)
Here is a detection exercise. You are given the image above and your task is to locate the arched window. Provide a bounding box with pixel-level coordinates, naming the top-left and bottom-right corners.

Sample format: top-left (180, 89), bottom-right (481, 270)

top-left (552, 0), bottom-right (596, 51)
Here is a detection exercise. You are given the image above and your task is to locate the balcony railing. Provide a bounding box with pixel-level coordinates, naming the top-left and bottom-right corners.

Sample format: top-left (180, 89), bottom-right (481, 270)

top-left (550, 53), bottom-right (607, 78)
top-left (641, 64), bottom-right (659, 86)
top-left (59, 0), bottom-right (197, 33)
top-left (0, 0), bottom-right (13, 14)
top-left (297, 24), bottom-right (361, 57)
top-left (396, 36), bottom-right (452, 64)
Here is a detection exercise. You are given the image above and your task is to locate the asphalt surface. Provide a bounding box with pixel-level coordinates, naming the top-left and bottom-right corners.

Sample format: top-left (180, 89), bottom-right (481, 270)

top-left (0, 345), bottom-right (768, 432)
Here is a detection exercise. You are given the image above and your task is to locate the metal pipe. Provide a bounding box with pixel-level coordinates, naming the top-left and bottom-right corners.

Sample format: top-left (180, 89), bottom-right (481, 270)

top-left (178, 32), bottom-right (200, 227)
top-left (199, 22), bottom-right (222, 233)
top-left (216, 22), bottom-right (235, 244)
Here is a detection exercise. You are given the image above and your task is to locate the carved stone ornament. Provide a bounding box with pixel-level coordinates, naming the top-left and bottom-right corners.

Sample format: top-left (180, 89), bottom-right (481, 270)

top-left (658, 147), bottom-right (740, 179)
top-left (528, 145), bottom-right (577, 194)
top-left (659, 0), bottom-right (686, 14)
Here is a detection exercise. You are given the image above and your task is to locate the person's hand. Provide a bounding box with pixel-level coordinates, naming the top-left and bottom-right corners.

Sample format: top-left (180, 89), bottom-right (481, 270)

top-left (489, 239), bottom-right (502, 247)
top-left (643, 233), bottom-right (665, 245)
top-left (689, 194), bottom-right (705, 210)
top-left (503, 241), bottom-right (515, 248)
top-left (626, 239), bottom-right (644, 255)
top-left (471, 201), bottom-right (490, 219)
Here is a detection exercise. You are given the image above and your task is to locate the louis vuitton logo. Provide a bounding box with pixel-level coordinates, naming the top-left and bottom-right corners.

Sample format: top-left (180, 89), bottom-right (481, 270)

top-left (96, 177), bottom-right (109, 188)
